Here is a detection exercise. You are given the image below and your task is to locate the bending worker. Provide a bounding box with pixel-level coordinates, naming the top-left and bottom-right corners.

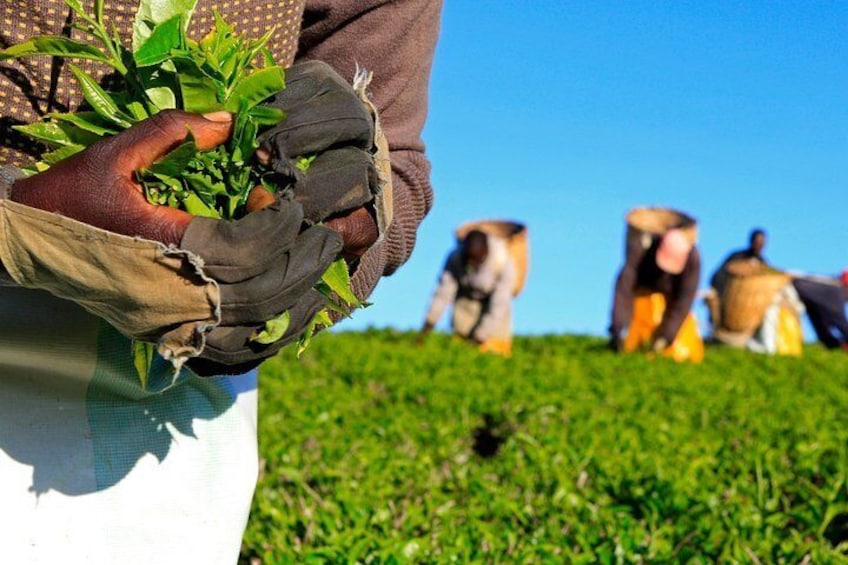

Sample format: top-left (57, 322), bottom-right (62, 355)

top-left (707, 228), bottom-right (804, 355)
top-left (419, 229), bottom-right (516, 356)
top-left (609, 228), bottom-right (703, 361)
top-left (793, 270), bottom-right (848, 351)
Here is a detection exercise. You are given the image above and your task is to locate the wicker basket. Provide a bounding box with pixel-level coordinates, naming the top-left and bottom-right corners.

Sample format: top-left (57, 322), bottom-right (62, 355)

top-left (719, 260), bottom-right (792, 335)
top-left (456, 219), bottom-right (529, 297)
top-left (625, 207), bottom-right (697, 258)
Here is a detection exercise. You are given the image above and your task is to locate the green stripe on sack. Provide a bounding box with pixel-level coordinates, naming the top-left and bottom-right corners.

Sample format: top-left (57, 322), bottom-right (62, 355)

top-left (86, 321), bottom-right (238, 490)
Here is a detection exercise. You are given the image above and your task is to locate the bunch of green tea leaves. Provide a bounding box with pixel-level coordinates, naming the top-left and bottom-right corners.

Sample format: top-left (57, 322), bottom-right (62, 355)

top-left (0, 0), bottom-right (363, 384)
top-left (3, 0), bottom-right (287, 217)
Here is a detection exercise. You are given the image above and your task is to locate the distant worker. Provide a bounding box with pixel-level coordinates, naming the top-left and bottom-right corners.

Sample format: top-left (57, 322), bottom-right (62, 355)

top-left (707, 227), bottom-right (804, 355)
top-left (793, 270), bottom-right (848, 351)
top-left (609, 224), bottom-right (703, 362)
top-left (710, 228), bottom-right (768, 292)
top-left (419, 229), bottom-right (516, 356)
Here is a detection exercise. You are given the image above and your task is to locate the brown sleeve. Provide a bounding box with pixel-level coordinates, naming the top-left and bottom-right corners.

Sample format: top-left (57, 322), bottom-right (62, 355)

top-left (297, 0), bottom-right (441, 299)
top-left (657, 248), bottom-right (701, 343)
top-left (610, 238), bottom-right (646, 337)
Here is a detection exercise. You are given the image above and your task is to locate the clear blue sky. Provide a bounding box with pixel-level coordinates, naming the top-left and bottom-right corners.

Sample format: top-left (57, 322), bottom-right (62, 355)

top-left (344, 1), bottom-right (847, 336)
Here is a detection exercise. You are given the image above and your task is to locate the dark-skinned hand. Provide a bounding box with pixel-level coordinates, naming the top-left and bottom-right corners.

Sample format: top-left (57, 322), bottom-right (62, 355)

top-left (11, 109), bottom-right (233, 245)
top-left (11, 109), bottom-right (342, 340)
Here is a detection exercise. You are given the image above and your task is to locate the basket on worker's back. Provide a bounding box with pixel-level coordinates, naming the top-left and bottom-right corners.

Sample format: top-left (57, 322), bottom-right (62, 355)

top-left (719, 260), bottom-right (792, 336)
top-left (625, 207), bottom-right (698, 256)
top-left (456, 220), bottom-right (529, 297)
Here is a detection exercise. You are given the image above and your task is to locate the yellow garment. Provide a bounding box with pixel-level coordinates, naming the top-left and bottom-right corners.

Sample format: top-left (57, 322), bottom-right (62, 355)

top-left (451, 334), bottom-right (513, 357)
top-left (451, 296), bottom-right (512, 357)
top-left (775, 305), bottom-right (803, 356)
top-left (623, 292), bottom-right (704, 363)
top-left (478, 337), bottom-right (512, 357)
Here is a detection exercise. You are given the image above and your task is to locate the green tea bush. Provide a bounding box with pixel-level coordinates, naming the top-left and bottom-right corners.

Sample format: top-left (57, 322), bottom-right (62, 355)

top-left (242, 331), bottom-right (848, 564)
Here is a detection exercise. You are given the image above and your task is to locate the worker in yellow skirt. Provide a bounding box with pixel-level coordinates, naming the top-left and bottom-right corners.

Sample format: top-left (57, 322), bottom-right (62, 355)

top-left (419, 230), bottom-right (516, 356)
top-left (625, 291), bottom-right (705, 363)
top-left (609, 228), bottom-right (704, 363)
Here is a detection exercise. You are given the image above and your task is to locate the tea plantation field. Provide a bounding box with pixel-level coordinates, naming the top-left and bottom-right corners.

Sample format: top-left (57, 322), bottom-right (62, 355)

top-left (241, 330), bottom-right (848, 563)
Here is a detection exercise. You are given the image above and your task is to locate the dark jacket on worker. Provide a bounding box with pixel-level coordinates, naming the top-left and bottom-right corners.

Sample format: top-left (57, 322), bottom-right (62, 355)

top-left (793, 276), bottom-right (848, 349)
top-left (610, 237), bottom-right (701, 344)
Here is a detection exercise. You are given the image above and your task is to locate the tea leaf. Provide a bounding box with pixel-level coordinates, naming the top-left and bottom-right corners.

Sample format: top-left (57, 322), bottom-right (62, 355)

top-left (124, 101), bottom-right (150, 121)
top-left (173, 57), bottom-right (221, 113)
top-left (146, 138), bottom-right (197, 177)
top-left (237, 113), bottom-right (259, 161)
top-left (46, 112), bottom-right (120, 136)
top-left (321, 259), bottom-right (362, 307)
top-left (69, 64), bottom-right (133, 128)
top-left (0, 36), bottom-right (109, 64)
top-left (134, 14), bottom-right (183, 67)
top-left (295, 155), bottom-right (316, 172)
top-left (226, 66), bottom-right (285, 112)
top-left (312, 309), bottom-right (333, 329)
top-left (251, 310), bottom-right (291, 345)
top-left (296, 319), bottom-right (317, 358)
top-left (133, 0), bottom-right (197, 51)
top-left (226, 193), bottom-right (244, 218)
top-left (63, 0), bottom-right (86, 16)
top-left (12, 122), bottom-right (74, 148)
top-left (182, 192), bottom-right (219, 217)
top-left (248, 105), bottom-right (286, 126)
top-left (138, 66), bottom-right (179, 110)
top-left (183, 172), bottom-right (226, 199)
top-left (260, 47), bottom-right (277, 69)
top-left (207, 10), bottom-right (237, 78)
top-left (132, 340), bottom-right (155, 389)
top-left (16, 122), bottom-right (100, 151)
top-left (239, 27), bottom-right (276, 73)
top-left (42, 144), bottom-right (86, 165)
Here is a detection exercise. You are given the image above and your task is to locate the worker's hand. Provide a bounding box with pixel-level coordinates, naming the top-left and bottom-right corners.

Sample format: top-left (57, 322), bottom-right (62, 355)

top-left (10, 109), bottom-right (234, 246)
top-left (608, 333), bottom-right (623, 353)
top-left (257, 60), bottom-right (380, 262)
top-left (179, 195), bottom-right (341, 329)
top-left (187, 289), bottom-right (328, 376)
top-left (325, 206), bottom-right (380, 262)
top-left (11, 107), bottom-right (343, 334)
top-left (651, 337), bottom-right (669, 353)
top-left (415, 322), bottom-right (434, 347)
top-left (4, 111), bottom-right (344, 365)
top-left (183, 194), bottom-right (341, 376)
